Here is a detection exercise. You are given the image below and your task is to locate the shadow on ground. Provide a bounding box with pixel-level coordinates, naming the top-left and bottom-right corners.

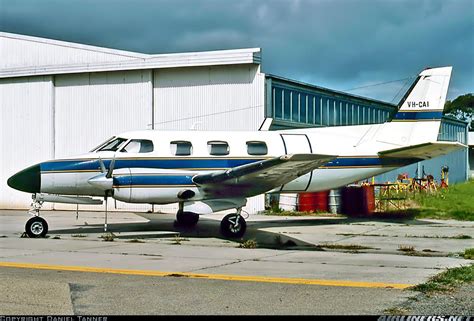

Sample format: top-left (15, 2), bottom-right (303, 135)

top-left (46, 211), bottom-right (444, 251)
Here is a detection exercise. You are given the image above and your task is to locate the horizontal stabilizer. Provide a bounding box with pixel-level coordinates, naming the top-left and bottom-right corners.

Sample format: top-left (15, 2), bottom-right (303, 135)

top-left (379, 142), bottom-right (465, 160)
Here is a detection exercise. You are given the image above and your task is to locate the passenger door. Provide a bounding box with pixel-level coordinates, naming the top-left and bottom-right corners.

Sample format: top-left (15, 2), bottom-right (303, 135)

top-left (279, 134), bottom-right (313, 191)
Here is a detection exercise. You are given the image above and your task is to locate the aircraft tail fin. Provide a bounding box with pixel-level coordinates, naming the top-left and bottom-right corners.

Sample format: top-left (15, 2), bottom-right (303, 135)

top-left (392, 66), bottom-right (452, 122)
top-left (376, 66), bottom-right (452, 146)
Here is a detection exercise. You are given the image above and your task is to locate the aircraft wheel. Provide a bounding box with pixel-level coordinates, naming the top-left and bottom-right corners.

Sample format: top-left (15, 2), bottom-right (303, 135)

top-left (175, 211), bottom-right (199, 227)
top-left (25, 216), bottom-right (48, 238)
top-left (220, 213), bottom-right (246, 238)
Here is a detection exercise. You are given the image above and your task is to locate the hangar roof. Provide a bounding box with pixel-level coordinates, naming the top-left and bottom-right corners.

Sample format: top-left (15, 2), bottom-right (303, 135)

top-left (0, 32), bottom-right (261, 79)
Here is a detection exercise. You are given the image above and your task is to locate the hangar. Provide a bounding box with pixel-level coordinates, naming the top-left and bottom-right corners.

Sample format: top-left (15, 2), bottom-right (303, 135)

top-left (0, 31), bottom-right (469, 213)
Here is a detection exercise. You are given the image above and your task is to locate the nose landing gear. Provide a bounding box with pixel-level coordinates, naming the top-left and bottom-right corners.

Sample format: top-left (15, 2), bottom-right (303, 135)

top-left (24, 194), bottom-right (48, 238)
top-left (25, 216), bottom-right (48, 238)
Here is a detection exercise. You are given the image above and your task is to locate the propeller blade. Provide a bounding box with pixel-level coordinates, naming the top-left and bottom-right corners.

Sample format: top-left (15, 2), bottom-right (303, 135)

top-left (106, 154), bottom-right (116, 179)
top-left (98, 157), bottom-right (107, 173)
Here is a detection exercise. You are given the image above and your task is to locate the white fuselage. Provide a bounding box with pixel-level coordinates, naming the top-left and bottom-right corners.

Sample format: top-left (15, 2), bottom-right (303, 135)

top-left (39, 124), bottom-right (406, 205)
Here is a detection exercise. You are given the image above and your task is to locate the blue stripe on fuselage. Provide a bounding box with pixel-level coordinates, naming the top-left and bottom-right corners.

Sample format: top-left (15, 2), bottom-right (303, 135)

top-left (393, 111), bottom-right (443, 120)
top-left (40, 156), bottom-right (418, 174)
top-left (40, 158), bottom-right (262, 172)
top-left (115, 175), bottom-right (194, 186)
top-left (323, 157), bottom-right (417, 168)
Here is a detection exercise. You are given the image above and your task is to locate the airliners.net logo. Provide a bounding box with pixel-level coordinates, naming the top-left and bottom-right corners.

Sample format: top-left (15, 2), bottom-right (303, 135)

top-left (378, 316), bottom-right (472, 321)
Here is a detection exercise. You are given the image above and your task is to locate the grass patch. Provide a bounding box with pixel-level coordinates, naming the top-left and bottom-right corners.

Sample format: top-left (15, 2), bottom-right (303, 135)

top-left (337, 233), bottom-right (390, 237)
top-left (406, 181), bottom-right (474, 221)
top-left (71, 234), bottom-right (87, 238)
top-left (316, 243), bottom-right (375, 250)
top-left (100, 232), bottom-right (116, 242)
top-left (396, 245), bottom-right (437, 257)
top-left (398, 245), bottom-right (415, 252)
top-left (383, 307), bottom-right (409, 315)
top-left (410, 264), bottom-right (474, 294)
top-left (265, 209), bottom-right (327, 216)
top-left (463, 248), bottom-right (474, 260)
top-left (404, 234), bottom-right (472, 239)
top-left (454, 234), bottom-right (473, 239)
top-left (172, 236), bottom-right (189, 245)
top-left (239, 239), bottom-right (258, 249)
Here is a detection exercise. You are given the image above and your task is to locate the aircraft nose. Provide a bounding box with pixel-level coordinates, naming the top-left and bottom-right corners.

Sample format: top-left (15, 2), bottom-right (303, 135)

top-left (7, 164), bottom-right (41, 193)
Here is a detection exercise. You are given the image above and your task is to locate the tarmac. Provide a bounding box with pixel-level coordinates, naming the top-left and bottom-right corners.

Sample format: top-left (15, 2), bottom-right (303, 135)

top-left (0, 209), bottom-right (473, 315)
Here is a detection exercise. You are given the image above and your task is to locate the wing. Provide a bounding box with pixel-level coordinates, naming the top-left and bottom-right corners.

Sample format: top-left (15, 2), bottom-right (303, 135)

top-left (379, 142), bottom-right (465, 160)
top-left (193, 154), bottom-right (336, 198)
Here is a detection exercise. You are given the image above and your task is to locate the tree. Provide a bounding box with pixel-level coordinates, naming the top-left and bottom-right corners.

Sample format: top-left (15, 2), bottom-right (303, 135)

top-left (444, 93), bottom-right (474, 130)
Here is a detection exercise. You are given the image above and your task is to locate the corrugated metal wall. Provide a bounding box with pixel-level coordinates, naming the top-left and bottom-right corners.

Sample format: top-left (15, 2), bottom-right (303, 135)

top-left (54, 70), bottom-right (152, 158)
top-left (0, 76), bottom-right (54, 209)
top-left (153, 65), bottom-right (265, 131)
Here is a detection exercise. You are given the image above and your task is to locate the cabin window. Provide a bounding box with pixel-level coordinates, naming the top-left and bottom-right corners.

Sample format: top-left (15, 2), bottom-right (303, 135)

top-left (170, 141), bottom-right (192, 156)
top-left (96, 137), bottom-right (127, 152)
top-left (247, 141), bottom-right (268, 155)
top-left (208, 141), bottom-right (229, 156)
top-left (121, 139), bottom-right (154, 153)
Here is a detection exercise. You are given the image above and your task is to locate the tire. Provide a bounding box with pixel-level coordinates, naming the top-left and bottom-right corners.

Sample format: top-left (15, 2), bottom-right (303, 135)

top-left (220, 214), bottom-right (246, 238)
top-left (25, 216), bottom-right (48, 238)
top-left (175, 211), bottom-right (199, 227)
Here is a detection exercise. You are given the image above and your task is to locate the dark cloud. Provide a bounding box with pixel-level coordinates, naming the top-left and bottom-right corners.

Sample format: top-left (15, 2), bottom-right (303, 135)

top-left (0, 0), bottom-right (472, 101)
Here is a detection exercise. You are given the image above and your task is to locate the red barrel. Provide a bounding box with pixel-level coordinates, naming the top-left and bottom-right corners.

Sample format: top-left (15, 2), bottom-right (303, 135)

top-left (361, 185), bottom-right (375, 214)
top-left (341, 185), bottom-right (375, 216)
top-left (298, 191), bottom-right (329, 212)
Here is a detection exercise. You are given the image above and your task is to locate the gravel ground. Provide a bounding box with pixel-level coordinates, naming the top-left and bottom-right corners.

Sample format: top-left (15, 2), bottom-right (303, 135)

top-left (388, 283), bottom-right (474, 315)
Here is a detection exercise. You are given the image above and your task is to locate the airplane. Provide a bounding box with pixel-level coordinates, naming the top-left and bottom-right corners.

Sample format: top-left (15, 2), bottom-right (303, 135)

top-left (7, 66), bottom-right (464, 239)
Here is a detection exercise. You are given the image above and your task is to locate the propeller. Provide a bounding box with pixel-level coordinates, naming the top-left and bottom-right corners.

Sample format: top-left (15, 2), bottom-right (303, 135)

top-left (87, 155), bottom-right (117, 232)
top-left (88, 155), bottom-right (116, 191)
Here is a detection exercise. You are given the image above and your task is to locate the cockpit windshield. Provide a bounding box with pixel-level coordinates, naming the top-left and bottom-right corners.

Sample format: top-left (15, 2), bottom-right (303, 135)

top-left (95, 137), bottom-right (128, 152)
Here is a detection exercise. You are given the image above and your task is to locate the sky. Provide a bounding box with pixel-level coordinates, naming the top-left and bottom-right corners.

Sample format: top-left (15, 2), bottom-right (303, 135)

top-left (0, 0), bottom-right (473, 102)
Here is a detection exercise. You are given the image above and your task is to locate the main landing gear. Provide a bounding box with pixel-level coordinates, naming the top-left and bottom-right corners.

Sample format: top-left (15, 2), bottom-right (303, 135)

top-left (175, 210), bottom-right (200, 226)
top-left (175, 202), bottom-right (199, 227)
top-left (220, 207), bottom-right (246, 238)
top-left (24, 195), bottom-right (48, 238)
top-left (175, 203), bottom-right (247, 238)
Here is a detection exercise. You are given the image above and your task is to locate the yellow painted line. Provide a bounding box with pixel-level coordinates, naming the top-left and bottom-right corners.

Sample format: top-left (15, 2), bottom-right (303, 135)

top-left (0, 262), bottom-right (412, 289)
